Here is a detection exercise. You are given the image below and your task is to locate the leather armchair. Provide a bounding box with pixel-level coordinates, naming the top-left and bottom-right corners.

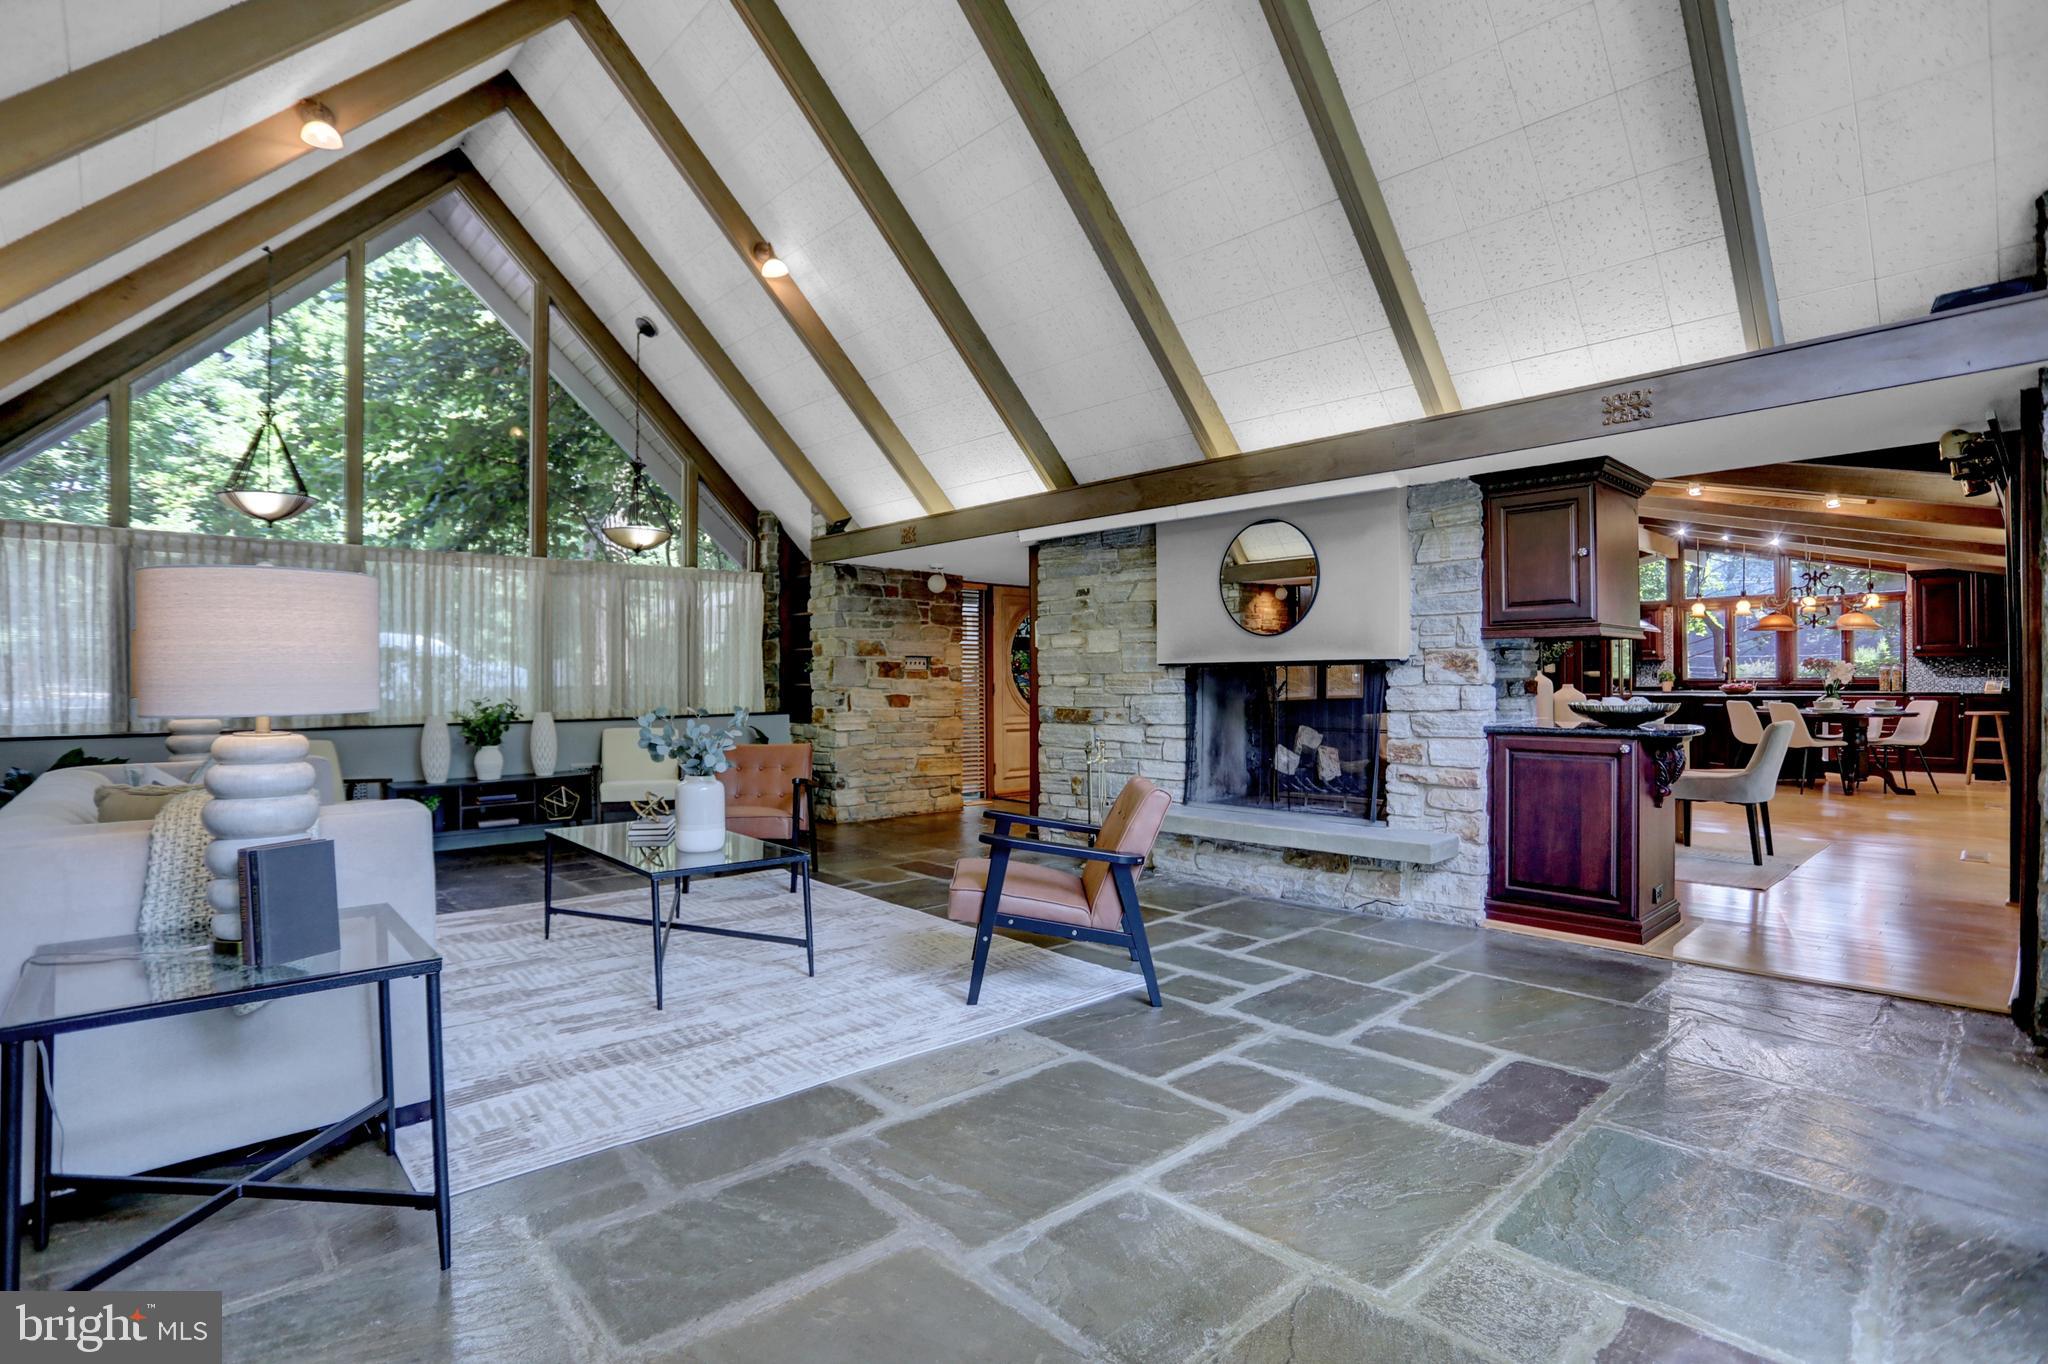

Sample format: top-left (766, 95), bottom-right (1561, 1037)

top-left (948, 777), bottom-right (1173, 1007)
top-left (718, 744), bottom-right (817, 880)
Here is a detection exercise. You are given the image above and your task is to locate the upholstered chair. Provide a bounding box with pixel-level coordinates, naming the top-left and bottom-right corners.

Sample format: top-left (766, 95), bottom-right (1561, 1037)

top-left (1765, 700), bottom-right (1843, 791)
top-left (1672, 719), bottom-right (1793, 865)
top-left (947, 777), bottom-right (1173, 1007)
top-left (1870, 699), bottom-right (1941, 792)
top-left (598, 727), bottom-right (676, 811)
top-left (718, 743), bottom-right (817, 882)
top-left (1724, 697), bottom-right (1767, 759)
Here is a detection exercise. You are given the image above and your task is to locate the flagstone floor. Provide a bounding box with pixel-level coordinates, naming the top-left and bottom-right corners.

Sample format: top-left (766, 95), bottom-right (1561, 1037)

top-left (24, 807), bottom-right (2048, 1362)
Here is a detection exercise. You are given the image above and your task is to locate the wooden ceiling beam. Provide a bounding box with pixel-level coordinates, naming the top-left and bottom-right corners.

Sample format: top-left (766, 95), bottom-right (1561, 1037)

top-left (0, 77), bottom-right (510, 396)
top-left (1647, 483), bottom-right (2005, 529)
top-left (809, 290), bottom-right (2048, 561)
top-left (1643, 520), bottom-right (2003, 570)
top-left (1259, 0), bottom-right (1456, 415)
top-left (0, 0), bottom-right (571, 316)
top-left (1671, 460), bottom-right (1980, 505)
top-left (731, 0), bottom-right (1074, 492)
top-left (1639, 495), bottom-right (2005, 545)
top-left (568, 0), bottom-right (951, 514)
top-left (1679, 0), bottom-right (1780, 348)
top-left (501, 83), bottom-right (848, 524)
top-left (956, 0), bottom-right (1239, 460)
top-left (0, 0), bottom-right (409, 191)
top-left (0, 157), bottom-right (464, 452)
top-left (454, 165), bottom-right (758, 528)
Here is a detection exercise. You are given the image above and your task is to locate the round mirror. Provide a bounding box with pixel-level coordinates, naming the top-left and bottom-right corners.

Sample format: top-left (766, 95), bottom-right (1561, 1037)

top-left (1219, 519), bottom-right (1317, 636)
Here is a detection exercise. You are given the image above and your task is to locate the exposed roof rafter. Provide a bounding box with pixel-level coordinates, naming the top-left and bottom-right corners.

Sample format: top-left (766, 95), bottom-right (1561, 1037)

top-left (1638, 496), bottom-right (2004, 544)
top-left (0, 0), bottom-right (574, 316)
top-left (1258, 0), bottom-right (1457, 415)
top-left (0, 75), bottom-right (514, 395)
top-left (567, 0), bottom-right (953, 514)
top-left (0, 0), bottom-right (409, 191)
top-left (1680, 0), bottom-right (1781, 350)
top-left (1644, 519), bottom-right (2003, 570)
top-left (731, 0), bottom-right (1074, 492)
top-left (501, 82), bottom-right (849, 524)
top-left (956, 0), bottom-right (1240, 461)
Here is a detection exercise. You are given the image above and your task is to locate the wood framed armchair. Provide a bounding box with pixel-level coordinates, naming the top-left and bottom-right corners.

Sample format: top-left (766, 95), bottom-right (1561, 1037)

top-left (947, 777), bottom-right (1173, 1007)
top-left (719, 743), bottom-right (818, 883)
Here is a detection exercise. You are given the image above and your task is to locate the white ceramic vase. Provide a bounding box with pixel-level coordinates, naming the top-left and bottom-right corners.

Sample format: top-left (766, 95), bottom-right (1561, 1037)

top-left (676, 774), bottom-right (726, 852)
top-left (419, 714), bottom-right (451, 783)
top-left (474, 745), bottom-right (505, 782)
top-left (530, 712), bottom-right (557, 777)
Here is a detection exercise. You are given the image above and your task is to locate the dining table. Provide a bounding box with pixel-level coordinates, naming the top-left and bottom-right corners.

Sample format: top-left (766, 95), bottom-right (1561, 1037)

top-left (1798, 705), bottom-right (1910, 794)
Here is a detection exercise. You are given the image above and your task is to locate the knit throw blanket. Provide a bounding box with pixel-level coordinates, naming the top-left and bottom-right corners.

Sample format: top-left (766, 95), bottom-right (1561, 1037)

top-left (138, 789), bottom-right (263, 1014)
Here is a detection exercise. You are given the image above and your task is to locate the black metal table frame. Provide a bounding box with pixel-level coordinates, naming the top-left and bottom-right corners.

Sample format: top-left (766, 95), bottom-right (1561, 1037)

top-left (543, 834), bottom-right (814, 1010)
top-left (0, 956), bottom-right (450, 1292)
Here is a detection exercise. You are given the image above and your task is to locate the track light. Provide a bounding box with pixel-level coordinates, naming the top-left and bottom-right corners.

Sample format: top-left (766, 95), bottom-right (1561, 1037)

top-left (297, 99), bottom-right (343, 151)
top-left (752, 242), bottom-right (788, 278)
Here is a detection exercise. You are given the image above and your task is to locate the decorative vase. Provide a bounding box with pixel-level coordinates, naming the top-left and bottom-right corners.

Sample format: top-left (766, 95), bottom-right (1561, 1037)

top-left (474, 745), bottom-right (504, 782)
top-left (530, 711), bottom-right (557, 777)
top-left (676, 774), bottom-right (726, 852)
top-left (419, 714), bottom-right (451, 783)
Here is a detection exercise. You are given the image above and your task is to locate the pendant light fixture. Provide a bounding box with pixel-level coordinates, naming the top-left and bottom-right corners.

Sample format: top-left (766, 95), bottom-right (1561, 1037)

top-left (601, 317), bottom-right (674, 555)
top-left (219, 246), bottom-right (315, 524)
top-left (1861, 556), bottom-right (1881, 609)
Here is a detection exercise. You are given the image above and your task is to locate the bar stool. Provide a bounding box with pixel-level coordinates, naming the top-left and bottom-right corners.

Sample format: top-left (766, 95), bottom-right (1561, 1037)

top-left (1965, 710), bottom-right (2010, 784)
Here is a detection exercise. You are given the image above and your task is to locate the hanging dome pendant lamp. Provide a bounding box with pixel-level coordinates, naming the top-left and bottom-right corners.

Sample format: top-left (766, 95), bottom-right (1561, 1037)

top-left (219, 246), bottom-right (316, 524)
top-left (600, 317), bottom-right (674, 555)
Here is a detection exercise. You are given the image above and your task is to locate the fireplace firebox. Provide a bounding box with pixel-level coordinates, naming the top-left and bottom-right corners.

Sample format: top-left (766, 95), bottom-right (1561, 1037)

top-left (1185, 662), bottom-right (1389, 821)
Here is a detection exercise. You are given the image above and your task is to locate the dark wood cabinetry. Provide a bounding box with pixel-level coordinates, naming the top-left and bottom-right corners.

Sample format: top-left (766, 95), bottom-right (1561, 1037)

top-left (1911, 570), bottom-right (2005, 656)
top-left (1486, 727), bottom-right (1687, 943)
top-left (1476, 458), bottom-right (1653, 639)
top-left (384, 768), bottom-right (596, 849)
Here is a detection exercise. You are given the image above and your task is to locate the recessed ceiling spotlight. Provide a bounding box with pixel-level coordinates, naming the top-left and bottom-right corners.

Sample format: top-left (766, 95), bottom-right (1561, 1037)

top-left (1686, 482), bottom-right (1704, 496)
top-left (1720, 532), bottom-right (1732, 542)
top-left (1768, 534), bottom-right (1782, 547)
top-left (1823, 494), bottom-right (1842, 508)
top-left (752, 241), bottom-right (789, 278)
top-left (297, 99), bottom-right (343, 151)
top-left (1674, 525), bottom-right (1689, 538)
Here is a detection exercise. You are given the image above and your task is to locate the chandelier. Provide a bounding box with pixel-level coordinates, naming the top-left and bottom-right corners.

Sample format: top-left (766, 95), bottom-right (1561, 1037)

top-left (600, 317), bottom-right (674, 555)
top-left (219, 246), bottom-right (315, 524)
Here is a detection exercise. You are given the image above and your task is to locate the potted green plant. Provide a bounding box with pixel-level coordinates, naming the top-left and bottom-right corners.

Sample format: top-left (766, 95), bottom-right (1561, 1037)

top-left (638, 707), bottom-right (749, 850)
top-left (454, 698), bottom-right (523, 781)
top-left (1657, 668), bottom-right (1675, 692)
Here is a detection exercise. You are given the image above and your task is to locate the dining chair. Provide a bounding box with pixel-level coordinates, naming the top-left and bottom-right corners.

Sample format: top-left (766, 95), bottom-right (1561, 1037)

top-left (1871, 699), bottom-right (1941, 792)
top-left (1724, 697), bottom-right (1766, 761)
top-left (948, 776), bottom-right (1173, 1006)
top-left (1673, 720), bottom-right (1793, 865)
top-left (1765, 700), bottom-right (1844, 792)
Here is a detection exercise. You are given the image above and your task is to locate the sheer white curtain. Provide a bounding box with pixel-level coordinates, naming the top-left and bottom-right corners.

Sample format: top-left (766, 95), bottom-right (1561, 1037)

top-left (0, 519), bottom-right (764, 735)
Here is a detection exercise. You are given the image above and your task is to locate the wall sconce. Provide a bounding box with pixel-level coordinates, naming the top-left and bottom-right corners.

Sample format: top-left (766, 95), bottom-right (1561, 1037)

top-left (297, 99), bottom-right (343, 150)
top-left (752, 242), bottom-right (788, 278)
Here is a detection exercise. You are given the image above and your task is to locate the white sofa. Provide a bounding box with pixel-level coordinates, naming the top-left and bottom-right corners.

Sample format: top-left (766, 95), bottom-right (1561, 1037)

top-left (0, 756), bottom-right (437, 1194)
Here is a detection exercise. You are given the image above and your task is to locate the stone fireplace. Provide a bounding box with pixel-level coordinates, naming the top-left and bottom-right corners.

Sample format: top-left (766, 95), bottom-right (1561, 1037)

top-left (1185, 662), bottom-right (1389, 822)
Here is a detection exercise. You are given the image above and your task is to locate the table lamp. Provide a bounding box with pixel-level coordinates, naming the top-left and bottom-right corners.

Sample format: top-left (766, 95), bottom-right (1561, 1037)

top-left (133, 565), bottom-right (379, 941)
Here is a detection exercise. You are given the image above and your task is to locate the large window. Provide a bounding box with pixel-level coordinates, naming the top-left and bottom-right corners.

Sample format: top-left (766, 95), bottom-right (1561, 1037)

top-left (129, 276), bottom-right (349, 541)
top-left (363, 235), bottom-right (529, 555)
top-left (0, 403), bottom-right (110, 524)
top-left (1675, 549), bottom-right (1911, 685)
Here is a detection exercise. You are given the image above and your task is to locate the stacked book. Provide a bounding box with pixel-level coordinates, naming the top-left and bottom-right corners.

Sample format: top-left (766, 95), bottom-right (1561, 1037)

top-left (627, 815), bottom-right (676, 845)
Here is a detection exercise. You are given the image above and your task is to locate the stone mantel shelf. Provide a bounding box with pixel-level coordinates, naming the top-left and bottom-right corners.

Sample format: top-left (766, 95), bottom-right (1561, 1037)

top-left (1161, 803), bottom-right (1460, 865)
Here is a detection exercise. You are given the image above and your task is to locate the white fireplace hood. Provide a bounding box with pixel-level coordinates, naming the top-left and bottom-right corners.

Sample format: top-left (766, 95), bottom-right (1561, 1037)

top-left (1156, 490), bottom-right (1411, 665)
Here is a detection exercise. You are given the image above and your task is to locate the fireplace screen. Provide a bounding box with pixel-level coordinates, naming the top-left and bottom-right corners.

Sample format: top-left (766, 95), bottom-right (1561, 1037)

top-left (1186, 662), bottom-right (1389, 820)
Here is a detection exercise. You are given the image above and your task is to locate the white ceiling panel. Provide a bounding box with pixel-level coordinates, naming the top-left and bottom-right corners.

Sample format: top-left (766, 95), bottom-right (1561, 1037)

top-left (511, 25), bottom-right (923, 526)
top-left (1326, 0), bottom-right (1745, 401)
top-left (1735, 0), bottom-right (2040, 340)
top-left (0, 0), bottom-right (241, 101)
top-left (776, 0), bottom-right (1204, 484)
top-left (594, 0), bottom-right (1040, 510)
top-left (1012, 0), bottom-right (1421, 453)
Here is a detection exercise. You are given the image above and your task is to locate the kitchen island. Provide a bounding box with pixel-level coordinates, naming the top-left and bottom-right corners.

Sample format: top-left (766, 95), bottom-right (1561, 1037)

top-left (1652, 689), bottom-right (2008, 775)
top-left (1485, 720), bottom-right (1703, 943)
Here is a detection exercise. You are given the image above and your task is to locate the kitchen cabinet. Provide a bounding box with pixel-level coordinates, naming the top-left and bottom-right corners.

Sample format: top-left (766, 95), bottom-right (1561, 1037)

top-left (1477, 457), bottom-right (1654, 639)
top-left (1911, 570), bottom-right (2005, 656)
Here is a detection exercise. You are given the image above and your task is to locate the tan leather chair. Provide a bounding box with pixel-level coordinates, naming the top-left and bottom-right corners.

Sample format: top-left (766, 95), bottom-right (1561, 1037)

top-left (718, 743), bottom-right (816, 877)
top-left (948, 776), bottom-right (1173, 1007)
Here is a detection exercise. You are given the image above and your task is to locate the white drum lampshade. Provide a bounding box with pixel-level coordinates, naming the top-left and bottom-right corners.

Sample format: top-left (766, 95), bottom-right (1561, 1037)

top-left (133, 565), bottom-right (380, 941)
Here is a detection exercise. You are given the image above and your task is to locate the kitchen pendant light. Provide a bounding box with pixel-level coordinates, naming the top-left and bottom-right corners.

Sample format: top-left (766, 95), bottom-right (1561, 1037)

top-left (1753, 608), bottom-right (1799, 632)
top-left (601, 317), bottom-right (674, 555)
top-left (219, 246), bottom-right (315, 524)
top-left (1834, 606), bottom-right (1880, 632)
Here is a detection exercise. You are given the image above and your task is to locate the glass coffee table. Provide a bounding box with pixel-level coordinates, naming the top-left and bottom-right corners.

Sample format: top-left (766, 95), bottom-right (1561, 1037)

top-left (543, 824), bottom-right (814, 1009)
top-left (0, 904), bottom-right (449, 1291)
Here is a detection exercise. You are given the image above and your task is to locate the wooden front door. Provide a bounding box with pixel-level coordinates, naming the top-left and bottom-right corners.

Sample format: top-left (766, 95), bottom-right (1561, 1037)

top-left (988, 585), bottom-right (1033, 800)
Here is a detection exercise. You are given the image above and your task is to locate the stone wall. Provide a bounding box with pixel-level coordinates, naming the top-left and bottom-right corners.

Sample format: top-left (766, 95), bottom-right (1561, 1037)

top-left (1034, 480), bottom-right (1528, 922)
top-left (796, 564), bottom-right (962, 823)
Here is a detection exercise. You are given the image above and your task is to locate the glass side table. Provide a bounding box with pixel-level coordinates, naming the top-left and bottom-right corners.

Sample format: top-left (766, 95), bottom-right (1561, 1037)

top-left (0, 904), bottom-right (449, 1290)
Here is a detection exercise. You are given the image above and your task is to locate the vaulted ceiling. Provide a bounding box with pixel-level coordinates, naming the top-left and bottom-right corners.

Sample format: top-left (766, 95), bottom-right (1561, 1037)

top-left (1, 0), bottom-right (2042, 550)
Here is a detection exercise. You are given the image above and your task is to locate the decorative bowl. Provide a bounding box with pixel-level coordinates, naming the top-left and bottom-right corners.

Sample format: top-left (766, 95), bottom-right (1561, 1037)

top-left (1718, 682), bottom-right (1756, 694)
top-left (1567, 699), bottom-right (1681, 729)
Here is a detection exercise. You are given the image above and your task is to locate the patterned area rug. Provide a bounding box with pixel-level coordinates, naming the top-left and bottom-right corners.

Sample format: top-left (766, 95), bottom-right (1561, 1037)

top-left (396, 877), bottom-right (1134, 1193)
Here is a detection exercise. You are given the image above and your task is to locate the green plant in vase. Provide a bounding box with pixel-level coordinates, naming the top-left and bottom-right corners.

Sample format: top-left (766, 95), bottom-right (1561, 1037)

top-left (454, 698), bottom-right (522, 781)
top-left (638, 707), bottom-right (749, 850)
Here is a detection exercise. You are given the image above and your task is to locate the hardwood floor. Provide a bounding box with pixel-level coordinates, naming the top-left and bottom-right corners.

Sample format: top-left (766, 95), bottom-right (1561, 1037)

top-left (1504, 773), bottom-right (2020, 1011)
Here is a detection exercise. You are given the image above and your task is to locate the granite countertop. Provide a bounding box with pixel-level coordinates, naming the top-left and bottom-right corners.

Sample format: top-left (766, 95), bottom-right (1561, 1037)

top-left (1485, 721), bottom-right (1705, 740)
